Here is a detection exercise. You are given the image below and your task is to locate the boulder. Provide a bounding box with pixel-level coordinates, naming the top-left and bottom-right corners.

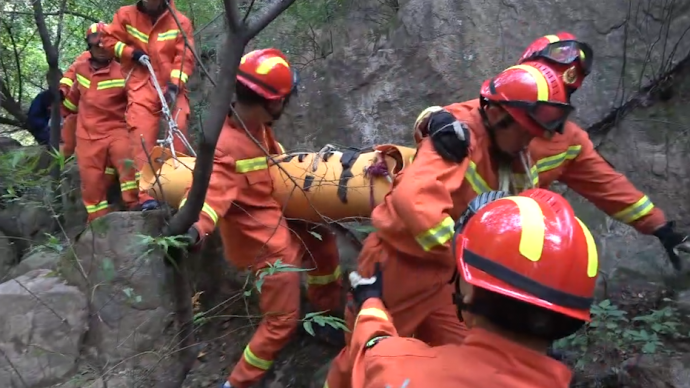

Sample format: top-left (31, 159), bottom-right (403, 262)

top-left (0, 230), bottom-right (17, 281)
top-left (0, 269), bottom-right (88, 388)
top-left (58, 211), bottom-right (195, 387)
top-left (7, 248), bottom-right (62, 280)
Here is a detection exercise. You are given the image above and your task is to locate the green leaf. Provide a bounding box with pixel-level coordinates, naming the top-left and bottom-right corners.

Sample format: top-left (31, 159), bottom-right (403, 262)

top-left (101, 258), bottom-right (115, 282)
top-left (303, 320), bottom-right (315, 336)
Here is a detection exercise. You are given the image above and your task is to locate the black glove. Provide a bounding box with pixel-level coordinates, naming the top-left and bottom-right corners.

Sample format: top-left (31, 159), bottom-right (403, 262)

top-left (348, 262), bottom-right (383, 309)
top-left (164, 82), bottom-right (179, 106)
top-left (132, 49), bottom-right (148, 64)
top-left (427, 110), bottom-right (471, 163)
top-left (653, 221), bottom-right (689, 271)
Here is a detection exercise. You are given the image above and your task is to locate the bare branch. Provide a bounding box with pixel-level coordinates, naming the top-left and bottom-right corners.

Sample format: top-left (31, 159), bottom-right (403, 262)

top-left (0, 116), bottom-right (25, 128)
top-left (0, 78), bottom-right (28, 128)
top-left (31, 0), bottom-right (62, 175)
top-left (224, 0), bottom-right (243, 32)
top-left (54, 0), bottom-right (69, 51)
top-left (245, 0), bottom-right (298, 40)
top-left (242, 0), bottom-right (256, 23)
top-left (1, 20), bottom-right (24, 107)
top-left (7, 9), bottom-right (99, 23)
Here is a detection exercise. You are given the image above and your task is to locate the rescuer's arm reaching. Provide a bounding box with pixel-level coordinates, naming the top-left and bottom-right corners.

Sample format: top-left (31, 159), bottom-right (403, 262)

top-left (560, 126), bottom-right (689, 269)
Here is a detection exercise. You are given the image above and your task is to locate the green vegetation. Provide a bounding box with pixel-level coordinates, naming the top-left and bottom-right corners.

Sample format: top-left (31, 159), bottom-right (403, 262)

top-left (553, 299), bottom-right (689, 370)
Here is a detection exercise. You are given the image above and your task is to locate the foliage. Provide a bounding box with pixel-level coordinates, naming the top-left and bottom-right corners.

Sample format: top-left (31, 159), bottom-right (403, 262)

top-left (553, 299), bottom-right (688, 370)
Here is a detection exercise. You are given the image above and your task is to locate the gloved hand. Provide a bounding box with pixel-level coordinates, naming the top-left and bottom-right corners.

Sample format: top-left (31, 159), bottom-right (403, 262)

top-left (132, 50), bottom-right (149, 65)
top-left (653, 221), bottom-right (690, 270)
top-left (164, 82), bottom-right (179, 106)
top-left (426, 110), bottom-right (471, 163)
top-left (348, 262), bottom-right (383, 309)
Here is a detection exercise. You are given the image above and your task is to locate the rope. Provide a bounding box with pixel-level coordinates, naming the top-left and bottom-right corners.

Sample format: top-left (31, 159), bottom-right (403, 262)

top-left (365, 151), bottom-right (393, 210)
top-left (141, 57), bottom-right (197, 161)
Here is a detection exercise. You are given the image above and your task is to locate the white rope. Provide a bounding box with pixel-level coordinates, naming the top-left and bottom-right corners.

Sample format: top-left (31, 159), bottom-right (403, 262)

top-left (141, 57), bottom-right (197, 160)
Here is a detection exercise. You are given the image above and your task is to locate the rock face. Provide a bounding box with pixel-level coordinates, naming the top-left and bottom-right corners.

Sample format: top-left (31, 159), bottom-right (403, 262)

top-left (0, 269), bottom-right (88, 388)
top-left (58, 211), bottom-right (191, 387)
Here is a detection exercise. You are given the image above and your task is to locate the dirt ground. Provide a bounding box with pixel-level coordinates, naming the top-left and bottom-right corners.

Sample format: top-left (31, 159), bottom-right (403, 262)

top-left (182, 285), bottom-right (341, 388)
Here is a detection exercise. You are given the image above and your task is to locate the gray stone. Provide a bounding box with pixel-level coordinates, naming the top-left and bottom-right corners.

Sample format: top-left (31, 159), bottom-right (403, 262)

top-left (0, 269), bottom-right (88, 388)
top-left (7, 248), bottom-right (62, 280)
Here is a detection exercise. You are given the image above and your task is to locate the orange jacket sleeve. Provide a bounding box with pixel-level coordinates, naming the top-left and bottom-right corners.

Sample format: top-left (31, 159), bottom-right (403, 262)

top-left (61, 78), bottom-right (81, 117)
top-left (60, 51), bottom-right (89, 96)
top-left (350, 298), bottom-right (433, 388)
top-left (388, 138), bottom-right (470, 253)
top-left (180, 149), bottom-right (238, 237)
top-left (559, 125), bottom-right (666, 234)
top-left (170, 16), bottom-right (195, 87)
top-left (103, 9), bottom-right (136, 63)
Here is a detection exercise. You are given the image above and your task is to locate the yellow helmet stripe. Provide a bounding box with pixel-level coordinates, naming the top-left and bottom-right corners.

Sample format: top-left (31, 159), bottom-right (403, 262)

top-left (506, 64), bottom-right (550, 101)
top-left (501, 197), bottom-right (546, 262)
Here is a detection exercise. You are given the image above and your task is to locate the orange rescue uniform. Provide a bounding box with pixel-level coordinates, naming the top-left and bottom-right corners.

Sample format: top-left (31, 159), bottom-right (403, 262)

top-left (349, 298), bottom-right (573, 388)
top-left (60, 51), bottom-right (118, 180)
top-left (102, 0), bottom-right (195, 202)
top-left (325, 99), bottom-right (666, 388)
top-left (59, 51), bottom-right (91, 158)
top-left (179, 116), bottom-right (342, 388)
top-left (62, 59), bottom-right (138, 221)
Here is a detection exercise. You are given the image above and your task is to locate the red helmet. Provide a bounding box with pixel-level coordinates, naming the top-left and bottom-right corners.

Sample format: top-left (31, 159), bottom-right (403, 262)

top-left (479, 61), bottom-right (574, 137)
top-left (455, 188), bottom-right (598, 321)
top-left (518, 32), bottom-right (593, 91)
top-left (237, 48), bottom-right (295, 100)
top-left (86, 22), bottom-right (107, 39)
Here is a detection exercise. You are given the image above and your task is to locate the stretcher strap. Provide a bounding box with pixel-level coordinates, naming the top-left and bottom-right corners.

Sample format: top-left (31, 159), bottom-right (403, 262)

top-left (365, 153), bottom-right (391, 210)
top-left (337, 148), bottom-right (362, 204)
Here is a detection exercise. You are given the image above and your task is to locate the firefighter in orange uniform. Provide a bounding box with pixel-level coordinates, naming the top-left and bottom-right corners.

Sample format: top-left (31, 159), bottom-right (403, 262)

top-left (517, 32), bottom-right (592, 98)
top-left (348, 189), bottom-right (598, 388)
top-left (60, 50), bottom-right (119, 182)
top-left (101, 0), bottom-right (195, 210)
top-left (59, 50), bottom-right (91, 158)
top-left (177, 48), bottom-right (342, 388)
top-left (62, 22), bottom-right (138, 221)
top-left (325, 56), bottom-right (689, 387)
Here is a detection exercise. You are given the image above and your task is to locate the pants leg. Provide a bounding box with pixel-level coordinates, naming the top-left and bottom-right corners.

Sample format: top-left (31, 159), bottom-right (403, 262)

top-left (125, 95), bottom-right (159, 203)
top-left (225, 207), bottom-right (303, 388)
top-left (76, 137), bottom-right (109, 221)
top-left (291, 222), bottom-right (343, 313)
top-left (415, 284), bottom-right (468, 346)
top-left (61, 114), bottom-right (77, 158)
top-left (108, 133), bottom-right (138, 209)
top-left (229, 269), bottom-right (301, 388)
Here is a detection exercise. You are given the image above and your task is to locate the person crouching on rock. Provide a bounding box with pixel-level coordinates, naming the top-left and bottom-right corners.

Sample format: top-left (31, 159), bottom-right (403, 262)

top-left (348, 188), bottom-right (598, 388)
top-left (61, 22), bottom-right (138, 222)
top-left (177, 48), bottom-right (344, 388)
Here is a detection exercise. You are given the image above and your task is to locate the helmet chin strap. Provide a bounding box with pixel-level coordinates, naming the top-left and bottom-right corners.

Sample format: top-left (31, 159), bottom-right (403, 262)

top-left (479, 99), bottom-right (536, 194)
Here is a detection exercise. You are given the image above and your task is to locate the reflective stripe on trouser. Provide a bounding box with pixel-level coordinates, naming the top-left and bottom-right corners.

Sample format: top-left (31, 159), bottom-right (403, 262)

top-left (77, 137), bottom-right (114, 222)
top-left (294, 222), bottom-right (344, 313)
top-left (228, 270), bottom-right (301, 387)
top-left (125, 86), bottom-right (190, 203)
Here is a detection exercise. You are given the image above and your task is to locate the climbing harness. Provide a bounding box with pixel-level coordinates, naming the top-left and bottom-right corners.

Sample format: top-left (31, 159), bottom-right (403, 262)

top-left (141, 57), bottom-right (197, 161)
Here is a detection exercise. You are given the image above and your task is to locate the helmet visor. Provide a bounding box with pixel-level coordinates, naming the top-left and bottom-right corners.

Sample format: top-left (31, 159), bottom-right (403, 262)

top-left (500, 100), bottom-right (575, 134)
top-left (534, 40), bottom-right (593, 75)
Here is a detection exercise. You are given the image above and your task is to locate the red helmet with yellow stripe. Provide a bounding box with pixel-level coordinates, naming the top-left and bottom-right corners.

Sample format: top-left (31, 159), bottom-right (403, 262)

top-left (479, 61), bottom-right (574, 137)
top-left (85, 22), bottom-right (107, 44)
top-left (237, 48), bottom-right (297, 100)
top-left (455, 188), bottom-right (598, 321)
top-left (518, 32), bottom-right (593, 92)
